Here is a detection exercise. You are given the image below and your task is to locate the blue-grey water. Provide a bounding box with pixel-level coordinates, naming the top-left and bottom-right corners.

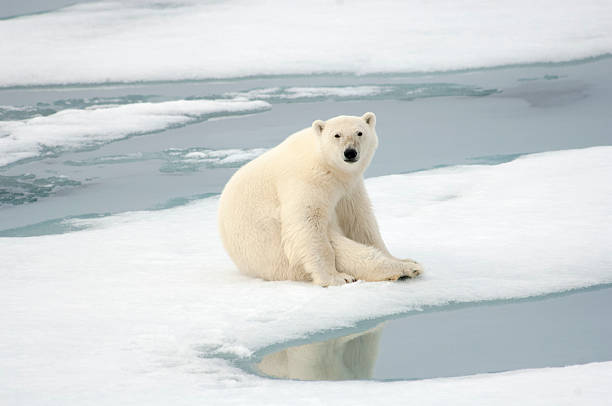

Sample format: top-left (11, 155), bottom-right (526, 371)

top-left (254, 286), bottom-right (612, 381)
top-left (1, 56), bottom-right (611, 234)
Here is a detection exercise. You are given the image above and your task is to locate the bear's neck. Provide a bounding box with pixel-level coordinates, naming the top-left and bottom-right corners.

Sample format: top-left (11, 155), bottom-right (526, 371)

top-left (314, 160), bottom-right (361, 194)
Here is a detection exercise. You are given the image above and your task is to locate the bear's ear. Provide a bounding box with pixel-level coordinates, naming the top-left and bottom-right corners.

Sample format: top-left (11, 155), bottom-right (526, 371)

top-left (312, 119), bottom-right (325, 135)
top-left (362, 112), bottom-right (376, 128)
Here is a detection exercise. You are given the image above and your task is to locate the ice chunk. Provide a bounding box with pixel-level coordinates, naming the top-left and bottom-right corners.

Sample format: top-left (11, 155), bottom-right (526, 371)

top-left (0, 99), bottom-right (270, 167)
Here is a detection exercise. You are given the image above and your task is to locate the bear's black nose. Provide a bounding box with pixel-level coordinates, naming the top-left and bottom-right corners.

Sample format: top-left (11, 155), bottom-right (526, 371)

top-left (344, 148), bottom-right (358, 161)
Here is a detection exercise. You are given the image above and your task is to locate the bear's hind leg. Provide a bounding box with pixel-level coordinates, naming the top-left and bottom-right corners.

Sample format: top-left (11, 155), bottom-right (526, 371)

top-left (329, 231), bottom-right (422, 281)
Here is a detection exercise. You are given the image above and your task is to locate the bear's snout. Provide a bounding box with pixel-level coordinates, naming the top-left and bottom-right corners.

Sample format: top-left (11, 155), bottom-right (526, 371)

top-left (344, 148), bottom-right (358, 162)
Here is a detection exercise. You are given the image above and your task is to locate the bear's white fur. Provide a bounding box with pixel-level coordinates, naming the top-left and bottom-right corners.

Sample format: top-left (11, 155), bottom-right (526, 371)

top-left (218, 113), bottom-right (422, 286)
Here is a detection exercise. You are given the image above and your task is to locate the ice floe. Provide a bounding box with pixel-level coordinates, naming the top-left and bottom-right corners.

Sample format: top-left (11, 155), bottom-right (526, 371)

top-left (1, 146), bottom-right (611, 403)
top-left (0, 99), bottom-right (270, 167)
top-left (1, 0), bottom-right (611, 86)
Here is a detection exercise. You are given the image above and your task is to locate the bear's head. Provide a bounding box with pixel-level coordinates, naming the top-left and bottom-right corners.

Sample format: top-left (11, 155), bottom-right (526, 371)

top-left (312, 112), bottom-right (378, 175)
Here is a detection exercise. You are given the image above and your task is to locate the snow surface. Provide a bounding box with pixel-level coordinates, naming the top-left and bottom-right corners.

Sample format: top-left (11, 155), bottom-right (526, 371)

top-left (0, 99), bottom-right (269, 167)
top-left (1, 0), bottom-right (612, 86)
top-left (1, 146), bottom-right (611, 404)
top-left (189, 362), bottom-right (612, 406)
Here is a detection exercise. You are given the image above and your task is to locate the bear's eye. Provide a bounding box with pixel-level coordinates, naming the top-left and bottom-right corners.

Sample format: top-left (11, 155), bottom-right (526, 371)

top-left (357, 131), bottom-right (363, 137)
top-left (334, 133), bottom-right (340, 138)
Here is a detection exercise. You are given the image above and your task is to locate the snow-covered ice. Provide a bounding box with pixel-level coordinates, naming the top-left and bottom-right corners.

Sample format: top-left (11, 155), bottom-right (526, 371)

top-left (0, 99), bottom-right (269, 167)
top-left (1, 146), bottom-right (611, 404)
top-left (206, 362), bottom-right (612, 406)
top-left (1, 0), bottom-right (611, 86)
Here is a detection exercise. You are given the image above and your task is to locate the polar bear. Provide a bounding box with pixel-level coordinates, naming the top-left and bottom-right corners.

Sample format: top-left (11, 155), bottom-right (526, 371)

top-left (218, 112), bottom-right (423, 286)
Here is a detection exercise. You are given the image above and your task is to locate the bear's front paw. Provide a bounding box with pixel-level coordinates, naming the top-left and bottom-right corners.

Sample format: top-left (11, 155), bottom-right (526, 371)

top-left (401, 259), bottom-right (423, 278)
top-left (336, 272), bottom-right (357, 284)
top-left (313, 272), bottom-right (357, 287)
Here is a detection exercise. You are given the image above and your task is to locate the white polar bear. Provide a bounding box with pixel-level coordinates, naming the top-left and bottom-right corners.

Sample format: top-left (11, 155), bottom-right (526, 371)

top-left (218, 112), bottom-right (423, 286)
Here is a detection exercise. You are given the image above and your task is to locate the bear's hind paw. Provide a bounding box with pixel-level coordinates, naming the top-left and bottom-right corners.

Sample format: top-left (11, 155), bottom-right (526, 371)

top-left (402, 260), bottom-right (423, 278)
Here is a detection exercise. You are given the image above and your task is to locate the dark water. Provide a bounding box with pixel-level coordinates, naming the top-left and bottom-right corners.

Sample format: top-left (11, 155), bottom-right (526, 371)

top-left (253, 286), bottom-right (612, 381)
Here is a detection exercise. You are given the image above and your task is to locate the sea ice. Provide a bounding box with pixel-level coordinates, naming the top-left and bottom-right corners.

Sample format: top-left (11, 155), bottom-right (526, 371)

top-left (0, 146), bottom-right (611, 404)
top-left (0, 99), bottom-right (270, 167)
top-left (1, 0), bottom-right (611, 86)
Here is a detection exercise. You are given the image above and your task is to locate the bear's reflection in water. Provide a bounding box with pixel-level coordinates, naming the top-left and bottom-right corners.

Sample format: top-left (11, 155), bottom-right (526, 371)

top-left (257, 324), bottom-right (384, 380)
